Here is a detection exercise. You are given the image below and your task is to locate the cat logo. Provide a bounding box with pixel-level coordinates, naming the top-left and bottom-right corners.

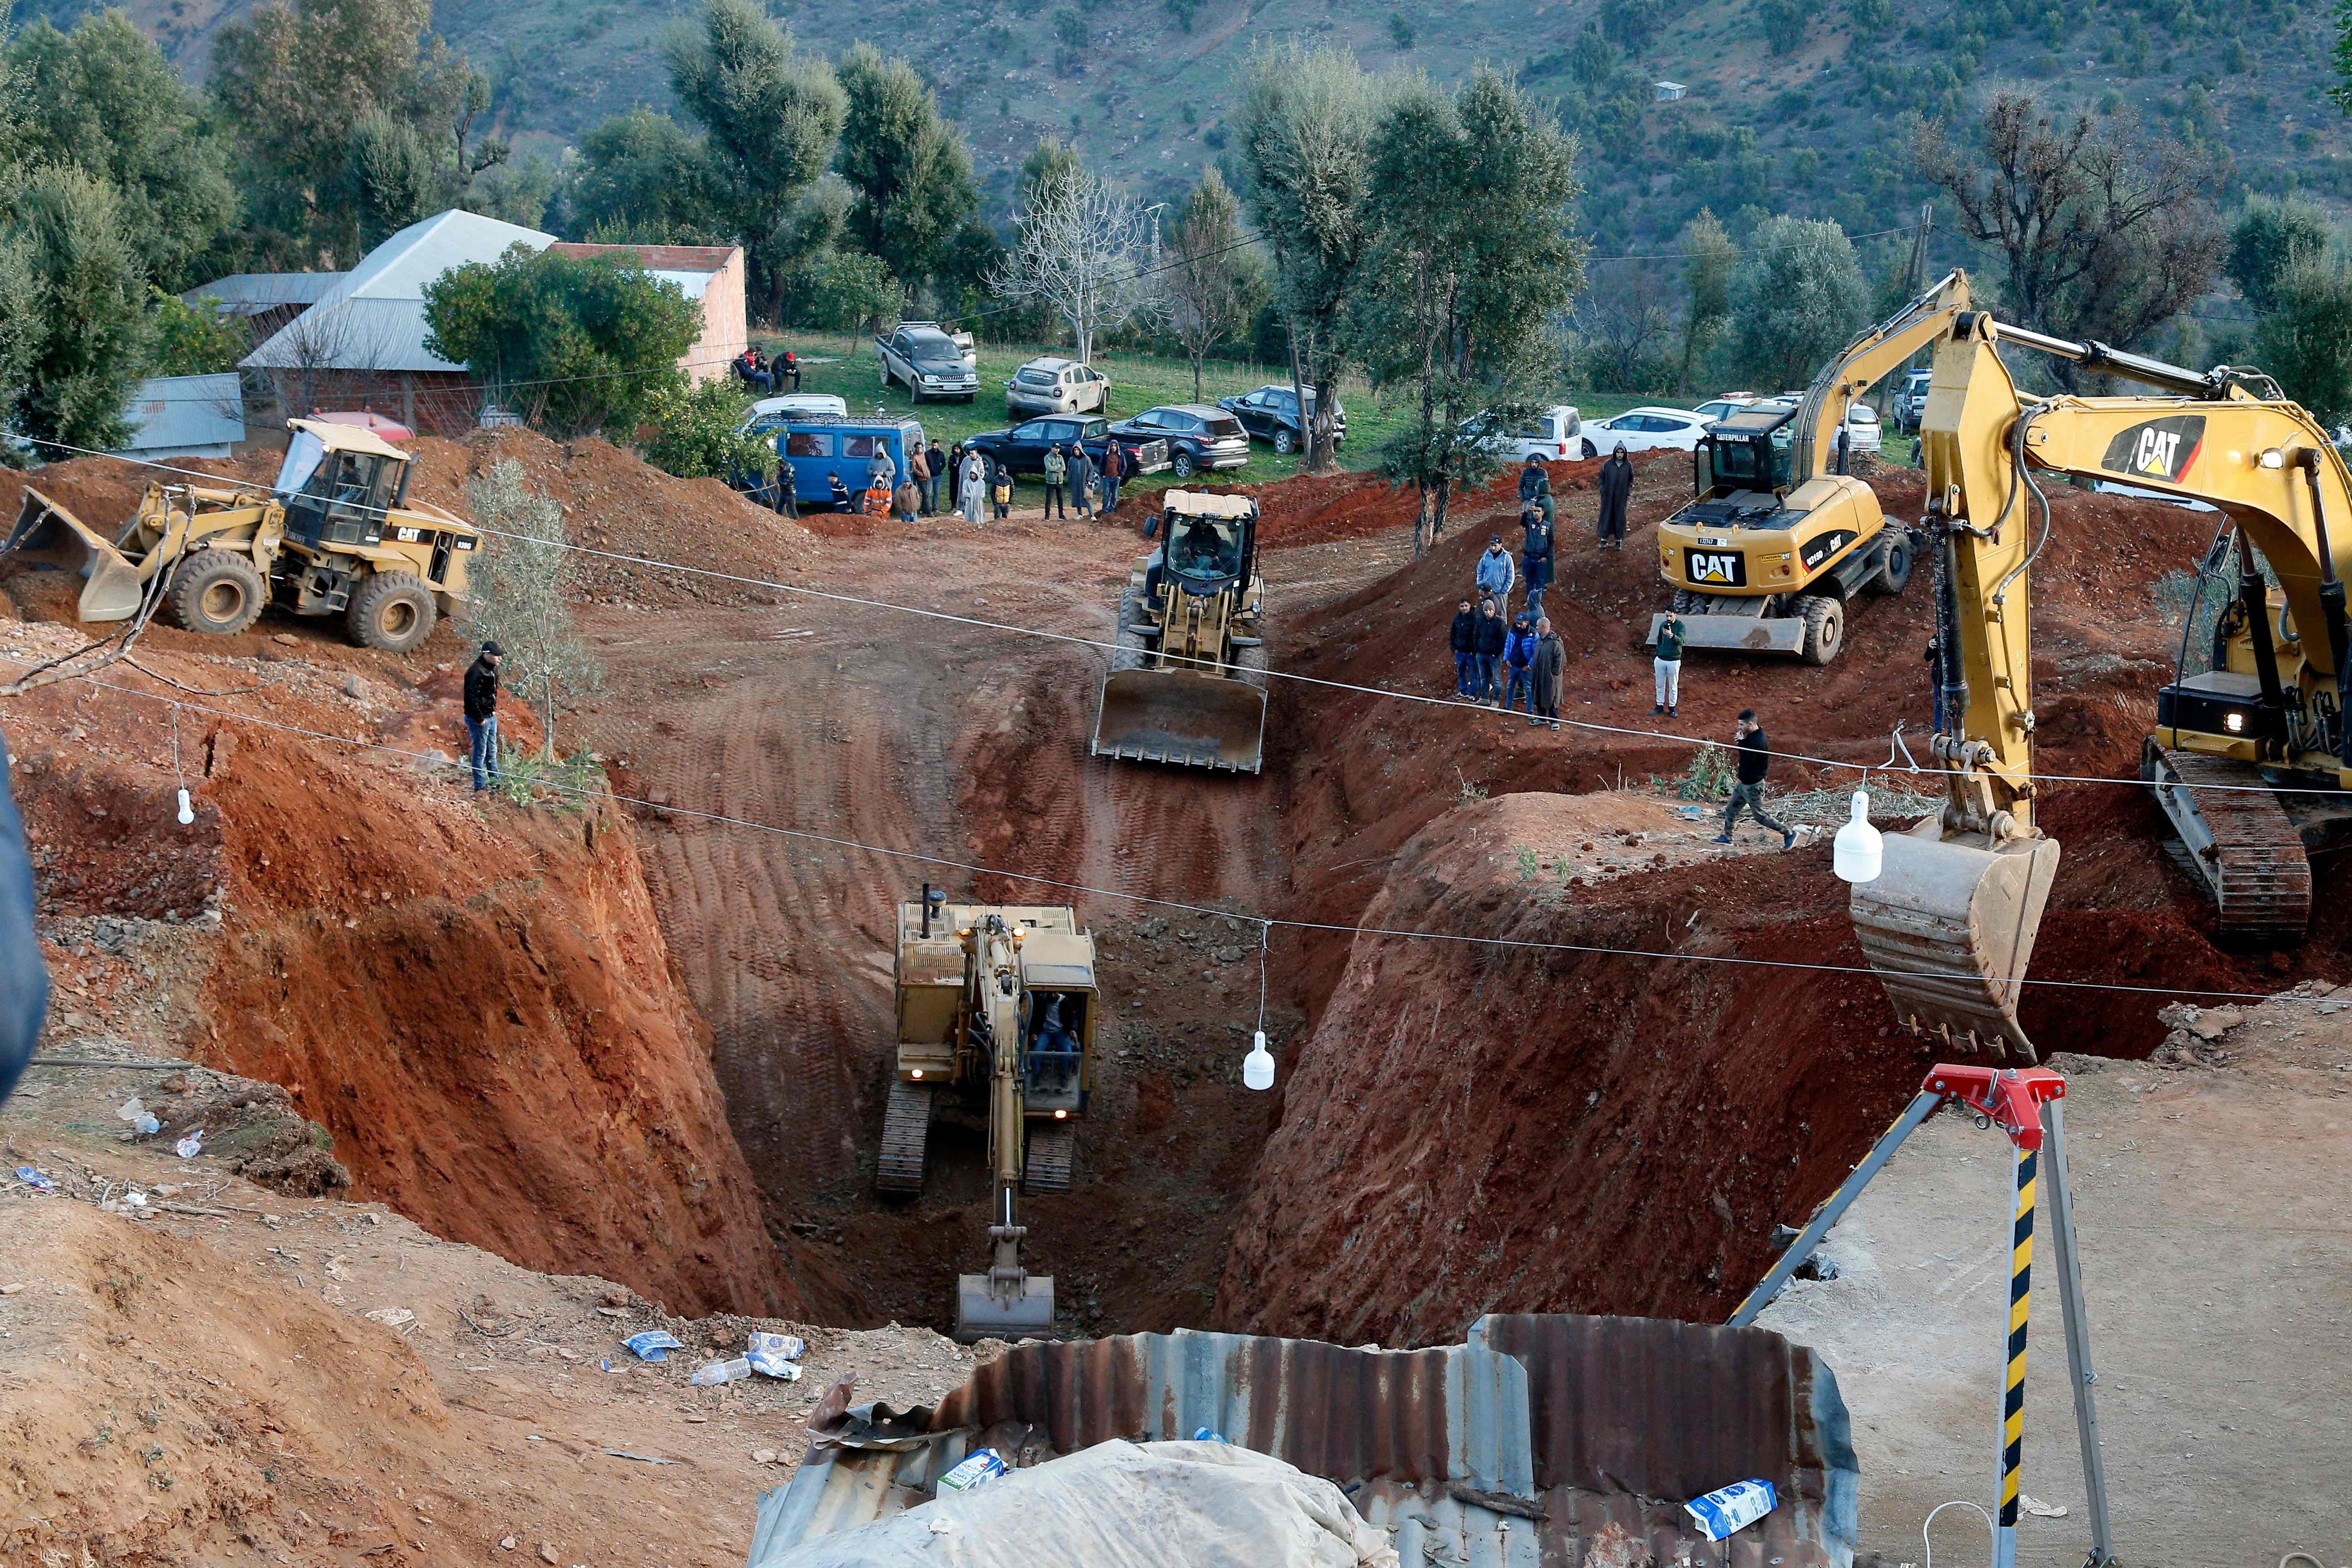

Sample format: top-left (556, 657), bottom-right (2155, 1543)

top-left (1686, 548), bottom-right (1746, 587)
top-left (2100, 415), bottom-right (2205, 485)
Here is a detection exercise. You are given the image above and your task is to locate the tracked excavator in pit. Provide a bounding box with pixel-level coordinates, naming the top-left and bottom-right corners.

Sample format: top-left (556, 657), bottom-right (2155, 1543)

top-left (876, 887), bottom-right (1100, 1341)
top-left (1847, 280), bottom-right (2352, 1060)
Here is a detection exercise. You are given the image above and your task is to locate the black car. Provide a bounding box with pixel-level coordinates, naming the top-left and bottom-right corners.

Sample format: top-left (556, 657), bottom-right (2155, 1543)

top-left (1215, 384), bottom-right (1347, 455)
top-left (960, 415), bottom-right (1170, 481)
top-left (1106, 404), bottom-right (1252, 480)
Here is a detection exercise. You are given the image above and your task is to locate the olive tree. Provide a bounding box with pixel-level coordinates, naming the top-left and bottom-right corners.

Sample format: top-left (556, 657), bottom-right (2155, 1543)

top-left (1722, 214), bottom-right (1871, 392)
top-left (462, 461), bottom-right (599, 762)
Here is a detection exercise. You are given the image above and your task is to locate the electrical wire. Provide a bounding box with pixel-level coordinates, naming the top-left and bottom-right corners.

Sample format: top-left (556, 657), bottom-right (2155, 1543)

top-left (5, 642), bottom-right (2344, 1011)
top-left (1921, 1499), bottom-right (1997, 1568)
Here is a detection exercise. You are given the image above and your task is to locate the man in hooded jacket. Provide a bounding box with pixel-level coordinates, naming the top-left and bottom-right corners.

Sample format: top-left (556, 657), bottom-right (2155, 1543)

top-left (1529, 617), bottom-right (1566, 729)
top-left (1596, 444), bottom-right (1634, 548)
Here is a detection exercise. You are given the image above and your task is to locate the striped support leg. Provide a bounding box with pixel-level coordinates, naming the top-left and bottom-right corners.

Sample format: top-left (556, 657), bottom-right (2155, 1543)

top-left (1994, 1145), bottom-right (2038, 1568)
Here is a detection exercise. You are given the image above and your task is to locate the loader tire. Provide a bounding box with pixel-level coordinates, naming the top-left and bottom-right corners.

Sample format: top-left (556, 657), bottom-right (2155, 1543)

top-left (1670, 589), bottom-right (1703, 615)
top-left (347, 570), bottom-right (436, 653)
top-left (1798, 594), bottom-right (1845, 666)
top-left (1235, 640), bottom-right (1270, 689)
top-left (1867, 531), bottom-right (1912, 596)
top-left (168, 550), bottom-right (266, 637)
top-left (1109, 627), bottom-right (1152, 675)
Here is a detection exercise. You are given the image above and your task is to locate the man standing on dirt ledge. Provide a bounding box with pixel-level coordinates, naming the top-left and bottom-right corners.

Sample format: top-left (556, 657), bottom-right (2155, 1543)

top-left (0, 721), bottom-right (48, 1108)
top-left (1715, 709), bottom-right (1795, 850)
top-left (1596, 443), bottom-right (1633, 549)
top-left (464, 642), bottom-right (503, 794)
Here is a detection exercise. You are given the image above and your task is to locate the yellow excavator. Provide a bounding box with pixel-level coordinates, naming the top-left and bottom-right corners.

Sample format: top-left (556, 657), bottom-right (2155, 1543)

top-left (877, 886), bottom-right (1102, 1341)
top-left (1093, 489), bottom-right (1269, 773)
top-left (1848, 284), bottom-right (2352, 1060)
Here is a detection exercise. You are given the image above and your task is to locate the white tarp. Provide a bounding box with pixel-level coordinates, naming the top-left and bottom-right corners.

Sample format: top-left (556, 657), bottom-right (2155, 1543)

top-left (761, 1440), bottom-right (1399, 1568)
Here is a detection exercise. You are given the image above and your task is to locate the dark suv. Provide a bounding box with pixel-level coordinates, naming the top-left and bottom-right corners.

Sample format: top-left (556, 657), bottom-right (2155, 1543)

top-left (1216, 384), bottom-right (1347, 455)
top-left (1106, 405), bottom-right (1251, 479)
top-left (960, 415), bottom-right (1170, 480)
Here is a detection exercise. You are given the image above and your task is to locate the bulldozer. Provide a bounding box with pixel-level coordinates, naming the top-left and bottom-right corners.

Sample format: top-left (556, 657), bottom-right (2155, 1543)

top-left (1093, 489), bottom-right (1268, 773)
top-left (3, 417), bottom-right (476, 654)
top-left (1651, 275), bottom-right (1980, 665)
top-left (1843, 282), bottom-right (2352, 1063)
top-left (876, 886), bottom-right (1102, 1342)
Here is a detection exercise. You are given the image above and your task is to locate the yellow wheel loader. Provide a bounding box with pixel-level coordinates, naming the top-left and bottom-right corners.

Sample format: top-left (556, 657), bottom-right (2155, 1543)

top-left (3, 419), bottom-right (476, 654)
top-left (876, 886), bottom-right (1102, 1342)
top-left (1651, 276), bottom-right (1983, 664)
top-left (1093, 489), bottom-right (1269, 773)
top-left (1844, 285), bottom-right (2352, 1064)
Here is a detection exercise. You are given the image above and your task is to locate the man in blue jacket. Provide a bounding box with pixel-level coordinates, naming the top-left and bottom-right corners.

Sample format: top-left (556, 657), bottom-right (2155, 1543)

top-left (1448, 598), bottom-right (1478, 697)
top-left (1475, 536), bottom-right (1516, 614)
top-left (1502, 612), bottom-right (1537, 714)
top-left (0, 722), bottom-right (49, 1109)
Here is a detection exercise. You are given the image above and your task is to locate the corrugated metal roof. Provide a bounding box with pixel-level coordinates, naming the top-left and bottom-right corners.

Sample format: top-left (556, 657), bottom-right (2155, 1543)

top-left (183, 272), bottom-right (346, 314)
top-left (755, 1316), bottom-right (1857, 1567)
top-left (116, 374), bottom-right (245, 456)
top-left (244, 210), bottom-right (555, 372)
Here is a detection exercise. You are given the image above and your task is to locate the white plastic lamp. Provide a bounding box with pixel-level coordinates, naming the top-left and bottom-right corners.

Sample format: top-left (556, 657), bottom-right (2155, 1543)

top-left (176, 788), bottom-right (195, 826)
top-left (1833, 789), bottom-right (1882, 884)
top-left (1242, 1030), bottom-right (1275, 1092)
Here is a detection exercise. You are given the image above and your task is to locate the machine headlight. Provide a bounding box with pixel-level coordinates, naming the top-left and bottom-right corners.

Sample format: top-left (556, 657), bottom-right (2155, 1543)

top-left (2224, 711), bottom-right (2246, 733)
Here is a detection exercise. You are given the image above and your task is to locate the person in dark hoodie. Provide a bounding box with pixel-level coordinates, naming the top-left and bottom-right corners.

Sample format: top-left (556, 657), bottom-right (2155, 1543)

top-left (1472, 597), bottom-right (1509, 704)
top-left (1517, 453), bottom-right (1554, 524)
top-left (1715, 708), bottom-right (1796, 849)
top-left (1448, 597), bottom-right (1479, 696)
top-left (0, 720), bottom-right (49, 1111)
top-left (1596, 442), bottom-right (1633, 548)
top-left (463, 641), bottom-right (503, 793)
top-left (1520, 503), bottom-right (1556, 619)
top-left (1529, 616), bottom-right (1565, 730)
top-left (1502, 611), bottom-right (1537, 714)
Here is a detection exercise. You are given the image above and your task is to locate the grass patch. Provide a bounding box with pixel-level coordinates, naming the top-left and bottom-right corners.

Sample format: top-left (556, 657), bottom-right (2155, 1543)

top-left (492, 744), bottom-right (606, 811)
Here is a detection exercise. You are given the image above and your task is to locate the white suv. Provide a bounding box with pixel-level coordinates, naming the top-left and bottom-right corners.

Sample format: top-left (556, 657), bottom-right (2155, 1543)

top-left (1006, 357), bottom-right (1108, 416)
top-left (1466, 404), bottom-right (1591, 461)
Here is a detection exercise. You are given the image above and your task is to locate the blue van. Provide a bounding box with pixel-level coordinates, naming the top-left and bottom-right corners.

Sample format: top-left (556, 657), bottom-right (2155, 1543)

top-left (760, 414), bottom-right (926, 508)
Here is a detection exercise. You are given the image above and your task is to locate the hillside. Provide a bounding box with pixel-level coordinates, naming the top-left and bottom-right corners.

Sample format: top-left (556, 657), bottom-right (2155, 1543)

top-left (68, 0), bottom-right (2352, 252)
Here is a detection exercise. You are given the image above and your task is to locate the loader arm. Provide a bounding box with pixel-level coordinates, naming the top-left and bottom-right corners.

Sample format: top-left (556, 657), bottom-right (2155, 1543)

top-left (1789, 271), bottom-right (1975, 480)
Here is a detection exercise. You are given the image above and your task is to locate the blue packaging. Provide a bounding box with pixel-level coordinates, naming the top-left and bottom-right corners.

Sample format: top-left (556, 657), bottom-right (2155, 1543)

top-left (746, 1331), bottom-right (804, 1378)
top-left (1686, 1478), bottom-right (1777, 1541)
top-left (937, 1448), bottom-right (1007, 1493)
top-left (622, 1330), bottom-right (683, 1362)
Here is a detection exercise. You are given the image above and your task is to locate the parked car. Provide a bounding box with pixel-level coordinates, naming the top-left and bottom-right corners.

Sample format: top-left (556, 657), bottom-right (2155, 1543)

top-left (1107, 405), bottom-right (1251, 478)
top-left (1838, 403), bottom-right (1882, 456)
top-left (1691, 394), bottom-right (1758, 427)
top-left (961, 415), bottom-right (1169, 482)
top-left (876, 324), bottom-right (978, 402)
top-left (897, 319), bottom-right (976, 368)
top-left (1006, 357), bottom-right (1108, 416)
top-left (1891, 368), bottom-right (1934, 432)
top-left (1463, 404), bottom-right (1589, 461)
top-left (740, 393), bottom-right (848, 438)
top-left (1216, 384), bottom-right (1347, 456)
top-left (1583, 405), bottom-right (1710, 455)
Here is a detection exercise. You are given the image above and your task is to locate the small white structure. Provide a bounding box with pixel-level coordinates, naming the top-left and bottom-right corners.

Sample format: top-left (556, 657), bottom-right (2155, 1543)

top-left (114, 374), bottom-right (245, 461)
top-left (1655, 81), bottom-right (1688, 102)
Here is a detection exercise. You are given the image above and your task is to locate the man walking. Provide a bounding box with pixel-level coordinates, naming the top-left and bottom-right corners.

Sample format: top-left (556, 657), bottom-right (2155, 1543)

top-left (1520, 504), bottom-right (1555, 619)
top-left (1475, 535), bottom-right (1516, 615)
top-left (1473, 597), bottom-right (1509, 705)
top-left (1653, 608), bottom-right (1685, 717)
top-left (1043, 443), bottom-right (1069, 519)
top-left (1596, 442), bottom-right (1633, 549)
top-left (1503, 612), bottom-right (1536, 715)
top-left (463, 640), bottom-right (503, 793)
top-left (1449, 597), bottom-right (1479, 697)
top-left (1098, 440), bottom-right (1126, 517)
top-left (1715, 709), bottom-right (1795, 849)
top-left (1530, 616), bottom-right (1565, 730)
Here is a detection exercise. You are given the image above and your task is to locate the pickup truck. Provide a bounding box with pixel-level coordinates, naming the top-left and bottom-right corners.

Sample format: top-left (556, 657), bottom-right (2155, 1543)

top-left (875, 324), bottom-right (978, 402)
top-left (961, 415), bottom-right (1169, 481)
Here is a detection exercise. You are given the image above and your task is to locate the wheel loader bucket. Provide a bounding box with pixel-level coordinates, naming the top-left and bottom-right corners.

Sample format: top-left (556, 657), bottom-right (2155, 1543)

top-left (953, 1271), bottom-right (1056, 1343)
top-left (1093, 668), bottom-right (1267, 774)
top-left (4, 488), bottom-right (145, 622)
top-left (1848, 820), bottom-right (2061, 1063)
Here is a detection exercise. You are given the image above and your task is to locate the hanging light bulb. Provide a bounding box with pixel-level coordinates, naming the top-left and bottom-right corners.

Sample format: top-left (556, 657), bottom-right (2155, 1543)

top-left (1833, 789), bottom-right (1882, 884)
top-left (176, 788), bottom-right (195, 826)
top-left (1242, 1030), bottom-right (1275, 1092)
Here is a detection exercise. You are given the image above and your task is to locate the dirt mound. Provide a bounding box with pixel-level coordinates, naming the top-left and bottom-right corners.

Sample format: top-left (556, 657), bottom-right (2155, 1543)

top-left (1198, 453), bottom-right (1610, 548)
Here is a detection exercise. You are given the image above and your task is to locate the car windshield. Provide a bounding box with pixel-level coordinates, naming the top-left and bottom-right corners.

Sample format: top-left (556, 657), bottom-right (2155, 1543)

top-left (1167, 517), bottom-right (1244, 582)
top-left (909, 336), bottom-right (962, 368)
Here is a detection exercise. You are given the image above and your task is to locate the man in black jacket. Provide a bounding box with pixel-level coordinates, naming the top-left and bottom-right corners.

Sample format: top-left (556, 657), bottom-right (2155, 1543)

top-left (1448, 598), bottom-right (1478, 697)
top-left (1596, 443), bottom-right (1633, 548)
top-left (1520, 504), bottom-right (1555, 619)
top-left (0, 721), bottom-right (48, 1110)
top-left (1472, 598), bottom-right (1509, 705)
top-left (463, 641), bottom-right (503, 793)
top-left (1715, 708), bottom-right (1795, 849)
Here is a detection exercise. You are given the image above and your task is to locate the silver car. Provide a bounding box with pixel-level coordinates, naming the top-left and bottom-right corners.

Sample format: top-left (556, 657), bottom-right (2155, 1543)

top-left (1007, 357), bottom-right (1109, 416)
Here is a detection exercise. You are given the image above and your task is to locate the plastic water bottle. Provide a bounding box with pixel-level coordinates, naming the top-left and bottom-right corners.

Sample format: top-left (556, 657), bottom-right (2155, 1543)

top-left (688, 1356), bottom-right (752, 1386)
top-left (1833, 790), bottom-right (1882, 884)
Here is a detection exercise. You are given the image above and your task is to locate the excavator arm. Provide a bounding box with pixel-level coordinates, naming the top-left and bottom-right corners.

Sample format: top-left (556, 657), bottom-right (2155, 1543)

top-left (1790, 272), bottom-right (1976, 480)
top-left (953, 916), bottom-right (1056, 1341)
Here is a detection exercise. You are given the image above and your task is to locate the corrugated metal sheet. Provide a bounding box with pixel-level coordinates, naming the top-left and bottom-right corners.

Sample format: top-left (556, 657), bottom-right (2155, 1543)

top-left (245, 209), bottom-right (556, 372)
top-left (754, 1316), bottom-right (1857, 1568)
top-left (116, 375), bottom-right (245, 457)
top-left (183, 272), bottom-right (346, 314)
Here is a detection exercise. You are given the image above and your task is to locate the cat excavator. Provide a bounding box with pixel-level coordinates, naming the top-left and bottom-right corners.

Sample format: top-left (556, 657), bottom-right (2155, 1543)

top-left (876, 887), bottom-right (1101, 1341)
top-left (1847, 284), bottom-right (2352, 1060)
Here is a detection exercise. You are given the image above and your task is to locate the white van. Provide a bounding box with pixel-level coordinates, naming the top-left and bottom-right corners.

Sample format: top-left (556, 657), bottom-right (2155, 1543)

top-left (1466, 404), bottom-right (1590, 461)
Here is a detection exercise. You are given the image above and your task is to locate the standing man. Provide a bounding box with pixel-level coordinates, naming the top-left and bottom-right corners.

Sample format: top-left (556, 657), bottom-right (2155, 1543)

top-left (1098, 439), bottom-right (1126, 517)
top-left (1653, 609), bottom-right (1685, 717)
top-left (1503, 612), bottom-right (1536, 715)
top-left (868, 440), bottom-right (897, 491)
top-left (1071, 442), bottom-right (1098, 522)
top-left (463, 641), bottom-right (502, 794)
top-left (1042, 443), bottom-right (1069, 519)
top-left (1473, 597), bottom-right (1509, 705)
top-left (1448, 597), bottom-right (1479, 698)
top-left (1529, 616), bottom-right (1565, 730)
top-left (1475, 535), bottom-right (1516, 615)
top-left (1518, 453), bottom-right (1553, 514)
top-left (926, 438), bottom-right (948, 514)
top-left (959, 449), bottom-right (989, 524)
top-left (1520, 504), bottom-right (1555, 619)
top-left (1715, 709), bottom-right (1795, 849)
top-left (908, 441), bottom-right (932, 516)
top-left (0, 720), bottom-right (49, 1111)
top-left (1596, 442), bottom-right (1633, 549)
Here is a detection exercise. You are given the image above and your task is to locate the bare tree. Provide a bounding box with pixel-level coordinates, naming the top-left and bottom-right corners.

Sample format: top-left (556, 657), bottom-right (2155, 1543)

top-left (989, 166), bottom-right (1163, 364)
top-left (1916, 95), bottom-right (2223, 379)
top-left (1575, 265), bottom-right (1676, 393)
top-left (462, 461), bottom-right (600, 760)
top-left (258, 299), bottom-right (406, 422)
top-left (1162, 167), bottom-right (1256, 402)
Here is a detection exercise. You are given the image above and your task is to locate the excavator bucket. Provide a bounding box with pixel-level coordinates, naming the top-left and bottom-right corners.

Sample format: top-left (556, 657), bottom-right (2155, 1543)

top-left (4, 488), bottom-right (145, 622)
top-left (1093, 668), bottom-right (1267, 773)
top-left (953, 1271), bottom-right (1055, 1343)
top-left (1849, 821), bottom-right (2061, 1063)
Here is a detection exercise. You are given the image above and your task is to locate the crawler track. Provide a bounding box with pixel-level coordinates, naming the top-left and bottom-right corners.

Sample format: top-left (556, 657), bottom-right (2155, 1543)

top-left (2143, 743), bottom-right (2312, 941)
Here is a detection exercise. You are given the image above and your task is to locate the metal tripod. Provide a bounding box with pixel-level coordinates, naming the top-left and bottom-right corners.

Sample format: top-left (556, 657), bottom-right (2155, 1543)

top-left (1729, 1065), bottom-right (2117, 1568)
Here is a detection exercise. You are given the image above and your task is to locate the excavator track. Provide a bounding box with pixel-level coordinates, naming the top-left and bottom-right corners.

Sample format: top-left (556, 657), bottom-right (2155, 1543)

top-left (876, 1077), bottom-right (933, 1194)
top-left (1022, 1126), bottom-right (1074, 1195)
top-left (2143, 743), bottom-right (2312, 941)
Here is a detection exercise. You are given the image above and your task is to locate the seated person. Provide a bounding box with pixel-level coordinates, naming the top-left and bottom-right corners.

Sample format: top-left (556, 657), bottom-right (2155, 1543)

top-left (1171, 519), bottom-right (1234, 577)
top-left (1026, 995), bottom-right (1080, 1090)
